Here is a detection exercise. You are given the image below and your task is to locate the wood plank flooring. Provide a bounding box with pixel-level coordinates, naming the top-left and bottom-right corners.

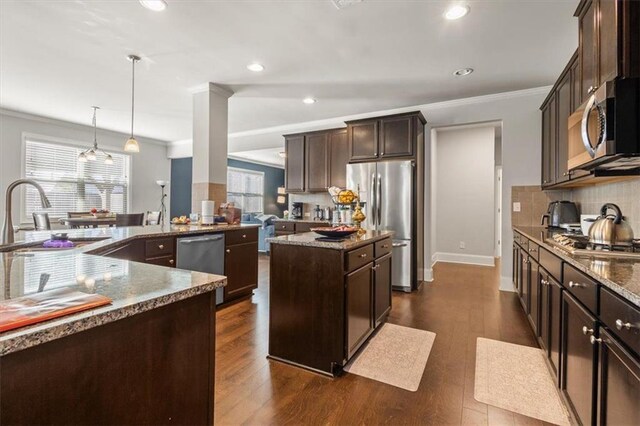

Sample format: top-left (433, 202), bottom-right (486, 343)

top-left (215, 256), bottom-right (552, 425)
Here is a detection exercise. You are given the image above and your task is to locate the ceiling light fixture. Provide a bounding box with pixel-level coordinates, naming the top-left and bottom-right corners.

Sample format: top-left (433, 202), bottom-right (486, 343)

top-left (303, 97), bottom-right (317, 104)
top-left (444, 4), bottom-right (470, 20)
top-left (139, 0), bottom-right (167, 12)
top-left (247, 63), bottom-right (265, 72)
top-left (124, 55), bottom-right (141, 153)
top-left (453, 67), bottom-right (474, 76)
top-left (78, 107), bottom-right (114, 164)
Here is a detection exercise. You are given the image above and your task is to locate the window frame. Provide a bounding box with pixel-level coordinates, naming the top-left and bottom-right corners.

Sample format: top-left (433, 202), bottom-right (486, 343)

top-left (20, 132), bottom-right (132, 224)
top-left (226, 166), bottom-right (265, 214)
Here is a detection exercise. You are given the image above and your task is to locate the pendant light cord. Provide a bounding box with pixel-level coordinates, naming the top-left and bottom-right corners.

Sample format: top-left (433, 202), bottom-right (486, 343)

top-left (92, 106), bottom-right (98, 149)
top-left (130, 58), bottom-right (136, 138)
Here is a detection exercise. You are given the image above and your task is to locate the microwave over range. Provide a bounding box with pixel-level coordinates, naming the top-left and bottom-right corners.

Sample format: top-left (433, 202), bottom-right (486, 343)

top-left (568, 77), bottom-right (640, 171)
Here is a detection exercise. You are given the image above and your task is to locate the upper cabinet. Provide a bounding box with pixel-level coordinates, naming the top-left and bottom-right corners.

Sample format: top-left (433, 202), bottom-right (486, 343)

top-left (578, 0), bottom-right (597, 102)
top-left (284, 128), bottom-right (349, 193)
top-left (346, 112), bottom-right (426, 163)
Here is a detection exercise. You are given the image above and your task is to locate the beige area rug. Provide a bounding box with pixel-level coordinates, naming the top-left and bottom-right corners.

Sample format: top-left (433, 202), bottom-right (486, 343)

top-left (475, 338), bottom-right (571, 426)
top-left (344, 323), bottom-right (436, 392)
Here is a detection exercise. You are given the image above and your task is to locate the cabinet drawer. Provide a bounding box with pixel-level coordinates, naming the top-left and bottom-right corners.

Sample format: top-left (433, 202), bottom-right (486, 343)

top-left (540, 248), bottom-right (563, 282)
top-left (225, 228), bottom-right (258, 246)
top-left (275, 231), bottom-right (294, 237)
top-left (527, 242), bottom-right (539, 262)
top-left (295, 222), bottom-right (330, 233)
top-left (275, 222), bottom-right (295, 232)
top-left (145, 255), bottom-right (175, 268)
top-left (563, 264), bottom-right (599, 314)
top-left (600, 287), bottom-right (640, 356)
top-left (145, 237), bottom-right (174, 258)
top-left (345, 244), bottom-right (374, 273)
top-left (516, 234), bottom-right (529, 251)
top-left (374, 238), bottom-right (392, 258)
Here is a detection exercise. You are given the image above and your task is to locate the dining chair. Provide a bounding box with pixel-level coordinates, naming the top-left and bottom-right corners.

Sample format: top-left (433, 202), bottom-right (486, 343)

top-left (115, 213), bottom-right (145, 227)
top-left (66, 211), bottom-right (92, 229)
top-left (32, 212), bottom-right (51, 231)
top-left (146, 211), bottom-right (161, 225)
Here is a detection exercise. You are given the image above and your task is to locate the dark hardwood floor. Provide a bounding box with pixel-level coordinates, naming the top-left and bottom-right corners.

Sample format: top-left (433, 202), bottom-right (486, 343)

top-left (215, 255), bottom-right (550, 425)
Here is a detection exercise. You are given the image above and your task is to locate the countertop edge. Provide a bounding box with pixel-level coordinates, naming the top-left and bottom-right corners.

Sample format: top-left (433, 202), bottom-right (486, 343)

top-left (267, 231), bottom-right (393, 250)
top-left (513, 226), bottom-right (640, 307)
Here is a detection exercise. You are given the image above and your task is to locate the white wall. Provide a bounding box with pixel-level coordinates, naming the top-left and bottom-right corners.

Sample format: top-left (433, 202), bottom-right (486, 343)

top-left (420, 88), bottom-right (548, 291)
top-left (433, 125), bottom-right (495, 265)
top-left (0, 109), bottom-right (171, 225)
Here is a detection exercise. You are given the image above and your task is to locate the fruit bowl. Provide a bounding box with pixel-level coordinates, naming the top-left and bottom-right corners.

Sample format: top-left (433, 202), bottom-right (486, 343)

top-left (92, 213), bottom-right (110, 219)
top-left (311, 226), bottom-right (358, 238)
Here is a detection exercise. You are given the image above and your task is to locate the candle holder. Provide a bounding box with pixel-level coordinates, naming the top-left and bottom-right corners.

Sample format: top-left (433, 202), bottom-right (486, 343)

top-left (352, 184), bottom-right (366, 236)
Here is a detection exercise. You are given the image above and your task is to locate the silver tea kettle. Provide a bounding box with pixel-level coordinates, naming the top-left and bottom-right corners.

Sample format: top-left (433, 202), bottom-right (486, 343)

top-left (587, 203), bottom-right (634, 246)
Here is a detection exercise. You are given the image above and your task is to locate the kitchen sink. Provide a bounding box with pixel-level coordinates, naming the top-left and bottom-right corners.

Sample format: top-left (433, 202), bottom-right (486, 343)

top-left (2, 238), bottom-right (109, 254)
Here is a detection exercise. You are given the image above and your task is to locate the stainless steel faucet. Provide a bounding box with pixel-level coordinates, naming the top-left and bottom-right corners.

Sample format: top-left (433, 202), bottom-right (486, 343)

top-left (2, 179), bottom-right (52, 245)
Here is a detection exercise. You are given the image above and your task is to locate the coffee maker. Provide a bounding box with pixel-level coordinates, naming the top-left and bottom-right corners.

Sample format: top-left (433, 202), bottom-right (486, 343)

top-left (291, 202), bottom-right (303, 219)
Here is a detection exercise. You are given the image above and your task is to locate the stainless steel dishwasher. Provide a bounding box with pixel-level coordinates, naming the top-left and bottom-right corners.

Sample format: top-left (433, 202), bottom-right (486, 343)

top-left (176, 233), bottom-right (225, 305)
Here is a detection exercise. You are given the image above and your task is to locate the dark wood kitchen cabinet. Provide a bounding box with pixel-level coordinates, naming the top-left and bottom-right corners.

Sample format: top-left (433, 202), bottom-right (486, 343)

top-left (539, 269), bottom-right (563, 383)
top-left (224, 229), bottom-right (258, 300)
top-left (556, 68), bottom-right (572, 184)
top-left (305, 132), bottom-right (330, 192)
top-left (346, 111), bottom-right (426, 163)
top-left (541, 95), bottom-right (557, 187)
top-left (373, 253), bottom-right (392, 327)
top-left (528, 257), bottom-right (540, 335)
top-left (578, 0), bottom-right (597, 103)
top-left (285, 135), bottom-right (305, 193)
top-left (346, 262), bottom-right (374, 358)
top-left (520, 253), bottom-right (531, 313)
top-left (329, 128), bottom-right (349, 188)
top-left (562, 291), bottom-right (598, 426)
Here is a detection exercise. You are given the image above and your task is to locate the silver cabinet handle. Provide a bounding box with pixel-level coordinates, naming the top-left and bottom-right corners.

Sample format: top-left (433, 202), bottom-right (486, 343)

top-left (392, 243), bottom-right (407, 248)
top-left (541, 279), bottom-right (549, 286)
top-left (588, 85), bottom-right (598, 95)
top-left (158, 244), bottom-right (164, 250)
top-left (582, 326), bottom-right (594, 336)
top-left (529, 248), bottom-right (536, 252)
top-left (569, 281), bottom-right (583, 288)
top-left (226, 249), bottom-right (231, 254)
top-left (169, 259), bottom-right (174, 265)
top-left (615, 319), bottom-right (635, 330)
top-left (590, 335), bottom-right (602, 345)
top-left (359, 253), bottom-right (367, 258)
top-left (242, 234), bottom-right (247, 238)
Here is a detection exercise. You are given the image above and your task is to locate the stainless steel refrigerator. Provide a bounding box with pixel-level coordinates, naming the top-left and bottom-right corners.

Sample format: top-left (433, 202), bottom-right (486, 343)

top-left (347, 160), bottom-right (416, 292)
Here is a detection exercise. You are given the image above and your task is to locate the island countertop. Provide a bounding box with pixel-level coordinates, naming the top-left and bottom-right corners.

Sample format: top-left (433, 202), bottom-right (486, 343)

top-left (267, 230), bottom-right (394, 250)
top-left (0, 224), bottom-right (257, 356)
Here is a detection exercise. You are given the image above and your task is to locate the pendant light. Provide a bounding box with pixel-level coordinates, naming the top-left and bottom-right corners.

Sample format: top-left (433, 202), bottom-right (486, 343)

top-left (124, 54), bottom-right (141, 153)
top-left (78, 106), bottom-right (114, 164)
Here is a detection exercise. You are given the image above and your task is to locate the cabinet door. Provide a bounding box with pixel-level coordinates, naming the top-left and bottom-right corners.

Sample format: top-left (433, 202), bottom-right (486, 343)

top-left (380, 116), bottom-right (413, 158)
top-left (556, 72), bottom-right (572, 184)
top-left (598, 0), bottom-right (618, 84)
top-left (101, 240), bottom-right (145, 262)
top-left (305, 132), bottom-right (330, 192)
top-left (285, 135), bottom-right (305, 193)
top-left (329, 129), bottom-right (349, 188)
top-left (512, 243), bottom-right (519, 290)
top-left (224, 242), bottom-right (258, 300)
top-left (521, 254), bottom-right (531, 313)
top-left (580, 0), bottom-right (597, 101)
top-left (562, 292), bottom-right (598, 426)
top-left (346, 262), bottom-right (374, 358)
top-left (373, 254), bottom-right (392, 327)
top-left (570, 53), bottom-right (581, 112)
top-left (348, 121), bottom-right (378, 162)
top-left (541, 99), bottom-right (557, 187)
top-left (541, 272), bottom-right (563, 382)
top-left (597, 327), bottom-right (640, 426)
top-left (529, 259), bottom-right (540, 335)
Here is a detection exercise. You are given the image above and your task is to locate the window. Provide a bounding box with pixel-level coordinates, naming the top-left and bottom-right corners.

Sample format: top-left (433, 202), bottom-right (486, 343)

top-left (23, 139), bottom-right (130, 221)
top-left (227, 167), bottom-right (264, 214)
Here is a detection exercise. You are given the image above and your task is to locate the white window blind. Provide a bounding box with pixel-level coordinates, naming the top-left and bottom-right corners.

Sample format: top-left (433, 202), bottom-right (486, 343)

top-left (227, 167), bottom-right (264, 214)
top-left (23, 139), bottom-right (130, 221)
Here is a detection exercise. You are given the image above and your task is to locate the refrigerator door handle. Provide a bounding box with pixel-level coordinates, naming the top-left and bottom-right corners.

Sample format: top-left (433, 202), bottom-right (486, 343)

top-left (377, 174), bottom-right (382, 227)
top-left (370, 172), bottom-right (377, 227)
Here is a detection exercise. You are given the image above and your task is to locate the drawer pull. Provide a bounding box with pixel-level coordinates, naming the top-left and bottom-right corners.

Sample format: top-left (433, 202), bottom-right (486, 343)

top-left (392, 243), bottom-right (407, 248)
top-left (242, 234), bottom-right (247, 238)
top-left (569, 281), bottom-right (583, 288)
top-left (529, 248), bottom-right (536, 252)
top-left (169, 259), bottom-right (174, 265)
top-left (359, 253), bottom-right (368, 258)
top-left (226, 249), bottom-right (231, 254)
top-left (382, 244), bottom-right (389, 248)
top-left (158, 244), bottom-right (164, 250)
top-left (541, 279), bottom-right (549, 286)
top-left (282, 225), bottom-right (287, 229)
top-left (615, 319), bottom-right (636, 331)
top-left (590, 335), bottom-right (602, 345)
top-left (582, 326), bottom-right (594, 336)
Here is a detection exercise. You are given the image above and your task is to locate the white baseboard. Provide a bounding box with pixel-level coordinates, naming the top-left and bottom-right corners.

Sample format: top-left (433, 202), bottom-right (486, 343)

top-left (499, 275), bottom-right (516, 292)
top-left (432, 252), bottom-right (495, 267)
top-left (422, 268), bottom-right (434, 282)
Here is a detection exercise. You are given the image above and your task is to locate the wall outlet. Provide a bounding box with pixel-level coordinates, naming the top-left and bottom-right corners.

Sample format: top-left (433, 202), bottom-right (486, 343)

top-left (513, 202), bottom-right (521, 212)
top-left (459, 241), bottom-right (466, 249)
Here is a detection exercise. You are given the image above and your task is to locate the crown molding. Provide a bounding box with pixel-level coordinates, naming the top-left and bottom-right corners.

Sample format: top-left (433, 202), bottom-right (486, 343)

top-left (189, 82), bottom-right (234, 98)
top-left (227, 154), bottom-right (285, 169)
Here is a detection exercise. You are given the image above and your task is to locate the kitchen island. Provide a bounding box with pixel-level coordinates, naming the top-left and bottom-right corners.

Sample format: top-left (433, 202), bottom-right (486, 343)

top-left (0, 223), bottom-right (258, 424)
top-left (267, 230), bottom-right (393, 376)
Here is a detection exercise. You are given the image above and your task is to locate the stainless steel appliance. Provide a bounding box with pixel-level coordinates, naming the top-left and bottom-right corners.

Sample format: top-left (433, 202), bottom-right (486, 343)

top-left (568, 78), bottom-right (640, 171)
top-left (548, 233), bottom-right (640, 260)
top-left (586, 203), bottom-right (635, 247)
top-left (291, 202), bottom-right (303, 219)
top-left (177, 233), bottom-right (225, 304)
top-left (540, 201), bottom-right (580, 228)
top-left (347, 160), bottom-right (415, 292)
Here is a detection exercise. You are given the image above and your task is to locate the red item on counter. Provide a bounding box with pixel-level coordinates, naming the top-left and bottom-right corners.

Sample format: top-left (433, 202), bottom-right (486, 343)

top-left (0, 288), bottom-right (112, 333)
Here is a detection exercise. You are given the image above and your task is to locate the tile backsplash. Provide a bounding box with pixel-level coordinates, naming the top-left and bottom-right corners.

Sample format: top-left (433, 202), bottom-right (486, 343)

top-left (511, 178), bottom-right (640, 234)
top-left (288, 193), bottom-right (333, 218)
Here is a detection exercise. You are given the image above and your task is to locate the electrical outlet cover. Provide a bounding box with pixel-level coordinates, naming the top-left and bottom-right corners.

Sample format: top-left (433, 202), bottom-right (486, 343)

top-left (513, 202), bottom-right (521, 212)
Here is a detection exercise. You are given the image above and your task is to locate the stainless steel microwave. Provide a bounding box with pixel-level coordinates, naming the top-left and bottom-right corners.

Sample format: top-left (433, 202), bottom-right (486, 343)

top-left (568, 78), bottom-right (640, 171)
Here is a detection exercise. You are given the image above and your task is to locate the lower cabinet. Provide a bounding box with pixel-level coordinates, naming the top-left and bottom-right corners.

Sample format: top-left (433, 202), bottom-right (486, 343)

top-left (540, 269), bottom-right (563, 382)
top-left (520, 253), bottom-right (531, 313)
top-left (596, 327), bottom-right (640, 425)
top-left (373, 253), bottom-right (392, 326)
top-left (529, 258), bottom-right (540, 335)
top-left (562, 292), bottom-right (598, 426)
top-left (224, 241), bottom-right (258, 300)
top-left (346, 263), bottom-right (374, 358)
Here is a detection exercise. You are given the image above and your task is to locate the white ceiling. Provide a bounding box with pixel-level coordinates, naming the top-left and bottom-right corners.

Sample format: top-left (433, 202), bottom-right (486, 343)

top-left (0, 0), bottom-right (578, 147)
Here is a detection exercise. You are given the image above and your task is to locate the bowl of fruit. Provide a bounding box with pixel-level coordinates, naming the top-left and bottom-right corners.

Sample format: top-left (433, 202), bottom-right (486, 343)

top-left (90, 208), bottom-right (111, 219)
top-left (311, 225), bottom-right (359, 238)
top-left (171, 215), bottom-right (191, 225)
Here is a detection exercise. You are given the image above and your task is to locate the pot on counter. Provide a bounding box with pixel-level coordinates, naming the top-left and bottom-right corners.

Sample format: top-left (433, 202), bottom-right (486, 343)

top-left (587, 203), bottom-right (635, 247)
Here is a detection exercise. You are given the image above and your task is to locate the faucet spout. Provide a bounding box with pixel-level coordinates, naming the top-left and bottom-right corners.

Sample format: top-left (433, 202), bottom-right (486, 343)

top-left (2, 179), bottom-right (51, 245)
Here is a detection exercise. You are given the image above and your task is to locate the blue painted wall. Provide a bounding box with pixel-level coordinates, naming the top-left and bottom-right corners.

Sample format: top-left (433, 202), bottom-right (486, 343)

top-left (170, 157), bottom-right (285, 218)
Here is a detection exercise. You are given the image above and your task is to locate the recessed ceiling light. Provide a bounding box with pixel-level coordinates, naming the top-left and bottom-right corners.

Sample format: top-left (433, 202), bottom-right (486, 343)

top-left (444, 4), bottom-right (469, 20)
top-left (453, 67), bottom-right (474, 76)
top-left (139, 0), bottom-right (167, 12)
top-left (303, 97), bottom-right (317, 104)
top-left (247, 63), bottom-right (265, 72)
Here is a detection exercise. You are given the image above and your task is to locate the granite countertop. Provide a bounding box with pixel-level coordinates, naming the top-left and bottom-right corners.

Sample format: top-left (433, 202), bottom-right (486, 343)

top-left (514, 226), bottom-right (640, 307)
top-left (273, 218), bottom-right (331, 224)
top-left (268, 230), bottom-right (394, 250)
top-left (0, 224), bottom-right (255, 356)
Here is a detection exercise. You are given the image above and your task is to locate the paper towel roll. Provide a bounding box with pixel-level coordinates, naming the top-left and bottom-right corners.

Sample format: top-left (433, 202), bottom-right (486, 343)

top-left (202, 200), bottom-right (215, 224)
